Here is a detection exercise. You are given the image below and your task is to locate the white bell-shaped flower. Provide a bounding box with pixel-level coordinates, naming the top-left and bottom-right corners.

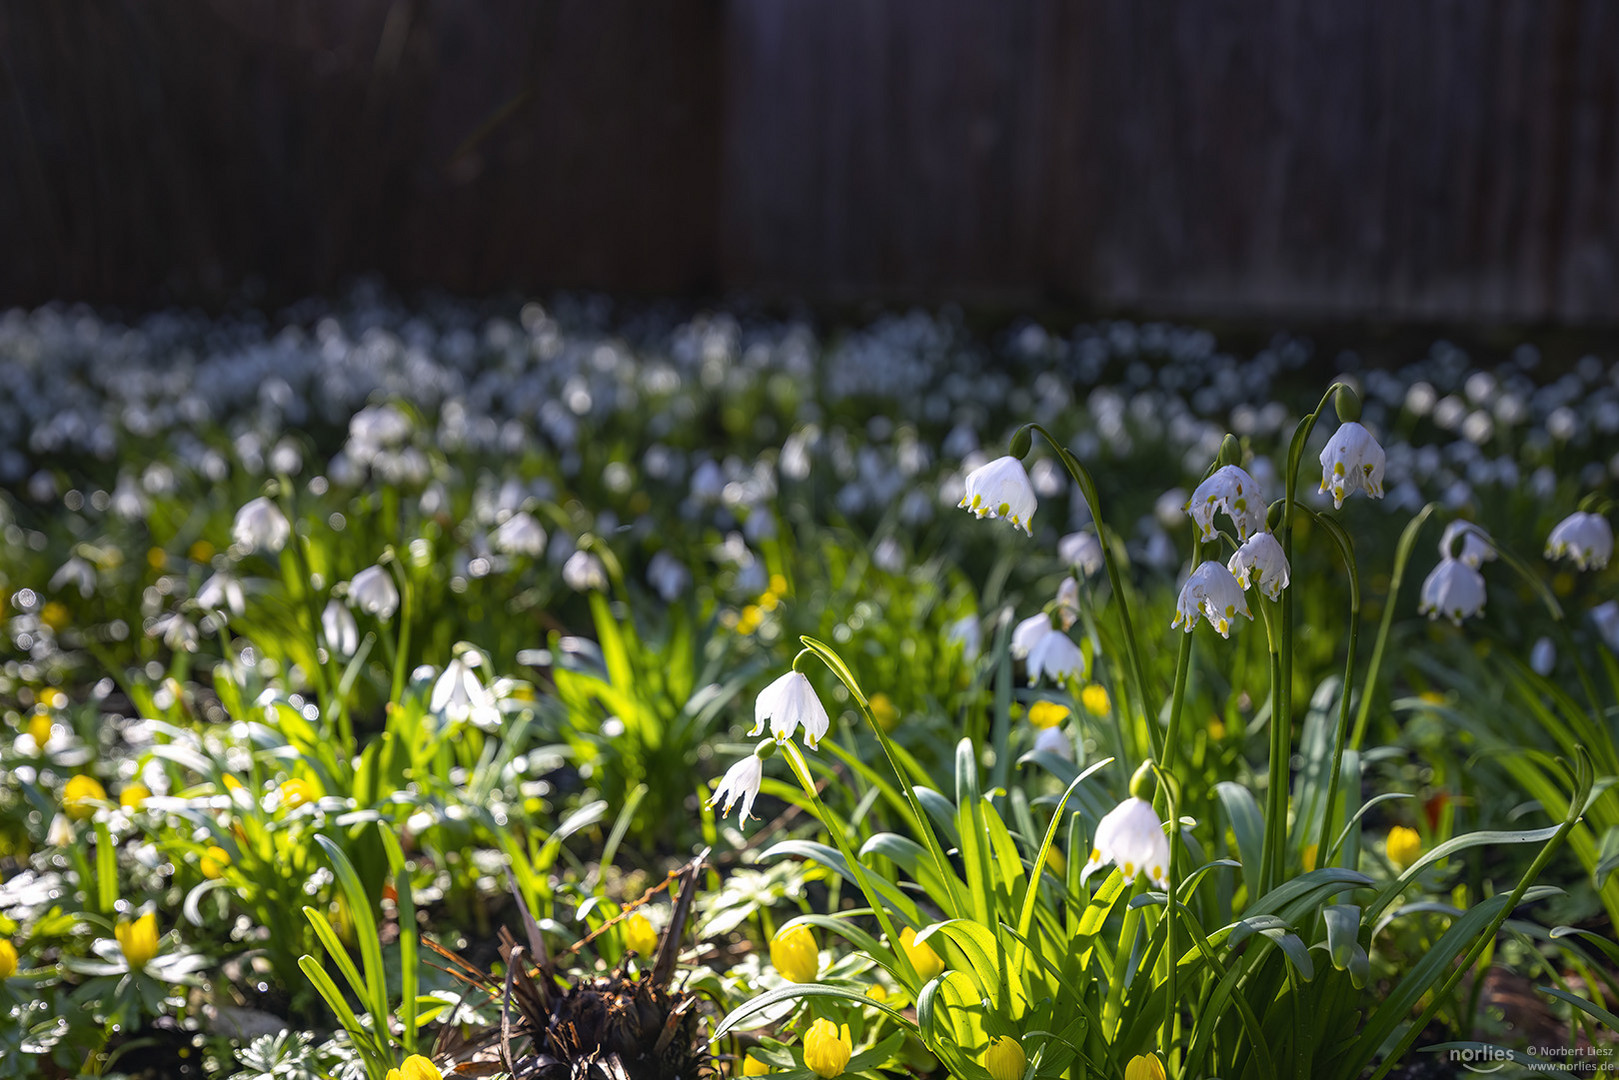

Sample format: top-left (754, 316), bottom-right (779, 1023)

top-left (1026, 629), bottom-right (1085, 685)
top-left (232, 497), bottom-right (291, 553)
top-left (1033, 725), bottom-right (1073, 761)
top-left (1058, 531), bottom-right (1105, 578)
top-left (347, 566), bottom-right (399, 620)
top-left (321, 600), bottom-right (359, 658)
top-left (946, 614), bottom-right (982, 661)
top-left (750, 671), bottom-right (831, 749)
top-left (563, 551), bottom-right (607, 592)
top-left (709, 753), bottom-right (765, 822)
top-left (1187, 466), bottom-right (1265, 542)
top-left (431, 652), bottom-right (501, 729)
top-left (1055, 577), bottom-right (1081, 630)
top-left (1011, 613), bottom-right (1054, 658)
top-left (958, 456), bottom-right (1037, 535)
top-left (196, 573), bottom-right (246, 616)
top-left (1418, 559), bottom-right (1486, 625)
top-left (1081, 796), bottom-right (1170, 888)
top-left (1546, 511), bottom-right (1613, 571)
top-left (1592, 600), bottom-right (1619, 653)
top-left (493, 511), bottom-right (548, 557)
top-left (1172, 562), bottom-right (1253, 638)
top-left (1318, 421), bottom-right (1386, 509)
top-left (1226, 532), bottom-right (1290, 601)
top-left (1439, 520), bottom-right (1495, 568)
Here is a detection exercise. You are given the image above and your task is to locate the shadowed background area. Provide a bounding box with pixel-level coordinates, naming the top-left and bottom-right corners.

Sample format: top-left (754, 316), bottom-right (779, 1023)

top-left (3, 0), bottom-right (1618, 321)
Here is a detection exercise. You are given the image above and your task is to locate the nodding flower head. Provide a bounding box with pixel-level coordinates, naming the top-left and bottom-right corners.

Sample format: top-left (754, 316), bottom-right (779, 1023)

top-left (1187, 465), bottom-right (1265, 542)
top-left (1318, 421), bottom-right (1386, 509)
top-left (1546, 511), bottom-right (1613, 571)
top-left (1172, 562), bottom-right (1253, 639)
top-left (708, 752), bottom-right (765, 823)
top-left (232, 497), bottom-right (291, 553)
top-left (1081, 796), bottom-right (1170, 889)
top-left (750, 671), bottom-right (831, 749)
top-left (959, 456), bottom-right (1037, 535)
top-left (1226, 531), bottom-right (1290, 601)
top-left (1418, 558), bottom-right (1486, 626)
top-left (1439, 520), bottom-right (1495, 569)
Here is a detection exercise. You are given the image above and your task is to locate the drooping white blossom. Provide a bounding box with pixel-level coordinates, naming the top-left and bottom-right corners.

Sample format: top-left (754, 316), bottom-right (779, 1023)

top-left (750, 671), bottom-right (831, 749)
top-left (492, 511), bottom-right (548, 557)
top-left (708, 753), bottom-right (765, 822)
top-left (195, 572), bottom-right (246, 616)
top-left (321, 600), bottom-right (359, 658)
top-left (563, 551), bottom-right (607, 592)
top-left (1033, 725), bottom-right (1073, 761)
top-left (958, 456), bottom-right (1037, 535)
top-left (1011, 613), bottom-right (1054, 659)
top-left (1171, 562), bottom-right (1253, 638)
top-left (1545, 511), bottom-right (1613, 571)
top-left (1055, 577), bottom-right (1081, 630)
top-left (431, 652), bottom-right (500, 729)
top-left (1418, 559), bottom-right (1486, 625)
top-left (1439, 520), bottom-right (1495, 568)
top-left (1226, 532), bottom-right (1290, 601)
top-left (946, 613), bottom-right (982, 661)
top-left (1187, 465), bottom-right (1265, 542)
top-left (1081, 796), bottom-right (1170, 889)
top-left (1026, 628), bottom-right (1085, 685)
top-left (1059, 531), bottom-right (1105, 578)
top-left (347, 566), bottom-right (399, 620)
top-left (1318, 421), bottom-right (1386, 509)
top-left (232, 497), bottom-right (291, 553)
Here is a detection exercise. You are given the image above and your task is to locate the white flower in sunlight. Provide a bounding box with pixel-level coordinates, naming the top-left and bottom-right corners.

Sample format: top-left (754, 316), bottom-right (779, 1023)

top-left (1439, 520), bottom-right (1495, 568)
top-left (232, 497), bottom-right (291, 553)
top-left (946, 614), bottom-right (982, 661)
top-left (150, 613), bottom-right (198, 653)
top-left (750, 671), bottom-right (831, 749)
top-left (50, 557), bottom-right (96, 599)
top-left (1545, 511), bottom-right (1613, 571)
top-left (1418, 559), bottom-right (1486, 625)
top-left (1593, 601), bottom-right (1619, 653)
top-left (321, 601), bottom-right (359, 658)
top-left (563, 551), bottom-right (607, 592)
top-left (431, 652), bottom-right (500, 729)
top-left (1318, 421), bottom-right (1386, 509)
top-left (195, 572), bottom-right (246, 616)
top-left (1059, 531), bottom-right (1105, 578)
top-left (708, 754), bottom-right (764, 822)
top-left (1055, 577), bottom-right (1081, 630)
top-left (958, 456), bottom-right (1037, 535)
top-left (1171, 562), bottom-right (1252, 638)
top-left (347, 566), bottom-right (399, 620)
top-left (493, 511), bottom-right (548, 557)
top-left (1011, 613), bottom-right (1054, 658)
top-left (1081, 797), bottom-right (1170, 889)
top-left (1033, 725), bottom-right (1073, 760)
top-left (1026, 629), bottom-right (1084, 686)
top-left (1187, 465), bottom-right (1265, 542)
top-left (1226, 532), bottom-right (1290, 601)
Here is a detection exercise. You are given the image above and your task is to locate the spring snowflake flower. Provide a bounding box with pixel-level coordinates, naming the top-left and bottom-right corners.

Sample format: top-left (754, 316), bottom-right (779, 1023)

top-left (195, 572), bottom-right (246, 616)
top-left (1187, 465), bottom-right (1265, 542)
top-left (803, 1018), bottom-right (852, 1079)
top-left (321, 600), bottom-right (359, 657)
top-left (1418, 559), bottom-right (1486, 625)
top-left (946, 613), bottom-right (982, 660)
top-left (1081, 796), bottom-right (1170, 889)
top-left (1546, 511), bottom-right (1613, 571)
top-left (348, 566), bottom-right (399, 619)
top-left (232, 497), bottom-right (291, 553)
top-left (1026, 629), bottom-right (1084, 686)
top-left (1055, 577), bottom-right (1081, 629)
top-left (985, 1037), bottom-right (1027, 1080)
top-left (1172, 562), bottom-right (1253, 638)
top-left (1011, 614), bottom-right (1054, 658)
top-left (1226, 531), bottom-right (1290, 601)
top-left (958, 456), bottom-right (1037, 535)
top-left (1439, 520), bottom-right (1495, 568)
top-left (493, 511), bottom-right (548, 557)
top-left (563, 550), bottom-right (607, 591)
top-left (1059, 530), bottom-right (1105, 578)
top-left (750, 671), bottom-right (831, 749)
top-left (1033, 725), bottom-right (1073, 760)
top-left (1318, 421), bottom-right (1386, 509)
top-left (431, 652), bottom-right (500, 729)
top-left (708, 753), bottom-right (764, 822)
top-left (1531, 637), bottom-right (1556, 675)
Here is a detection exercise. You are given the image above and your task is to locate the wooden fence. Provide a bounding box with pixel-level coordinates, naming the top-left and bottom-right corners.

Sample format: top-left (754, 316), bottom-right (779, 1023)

top-left (3, 1), bottom-right (1617, 322)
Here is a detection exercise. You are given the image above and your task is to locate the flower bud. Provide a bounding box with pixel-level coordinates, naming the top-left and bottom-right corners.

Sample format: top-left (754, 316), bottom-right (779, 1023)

top-left (1007, 426), bottom-right (1033, 461)
top-left (1216, 433), bottom-right (1242, 468)
top-left (1334, 384), bottom-right (1362, 422)
top-left (1128, 759), bottom-right (1156, 801)
top-left (984, 1036), bottom-right (1027, 1080)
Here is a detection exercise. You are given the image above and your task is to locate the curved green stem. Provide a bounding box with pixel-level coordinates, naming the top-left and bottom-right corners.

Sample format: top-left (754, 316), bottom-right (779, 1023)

top-left (1350, 504), bottom-right (1436, 751)
top-left (1257, 600), bottom-right (1285, 895)
top-left (1299, 508), bottom-right (1360, 867)
top-left (1026, 424), bottom-right (1157, 760)
top-left (1161, 537), bottom-right (1203, 775)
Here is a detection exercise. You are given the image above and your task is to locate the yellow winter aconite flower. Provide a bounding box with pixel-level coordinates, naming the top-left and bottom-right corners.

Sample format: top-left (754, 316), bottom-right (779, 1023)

top-left (115, 913), bottom-right (160, 970)
top-left (384, 1055), bottom-right (443, 1080)
top-left (147, 547), bottom-right (168, 571)
top-left (802, 1019), bottom-right (852, 1078)
top-left (1081, 683), bottom-right (1111, 717)
top-left (1125, 1052), bottom-right (1166, 1080)
top-left (40, 602), bottom-right (70, 631)
top-left (1387, 826), bottom-right (1422, 871)
top-left (120, 783), bottom-right (151, 810)
top-left (770, 924), bottom-right (818, 983)
top-left (742, 1054), bottom-right (770, 1075)
top-left (0, 938), bottom-right (17, 979)
top-left (27, 712), bottom-right (53, 750)
top-left (63, 775), bottom-right (107, 820)
top-left (1027, 701), bottom-right (1070, 729)
top-left (624, 913), bottom-right (659, 956)
top-left (868, 693), bottom-right (900, 732)
top-left (899, 926), bottom-right (945, 981)
top-left (188, 540), bottom-right (216, 564)
top-left (279, 778), bottom-right (318, 810)
top-left (984, 1036), bottom-right (1027, 1080)
top-left (200, 846), bottom-right (231, 879)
